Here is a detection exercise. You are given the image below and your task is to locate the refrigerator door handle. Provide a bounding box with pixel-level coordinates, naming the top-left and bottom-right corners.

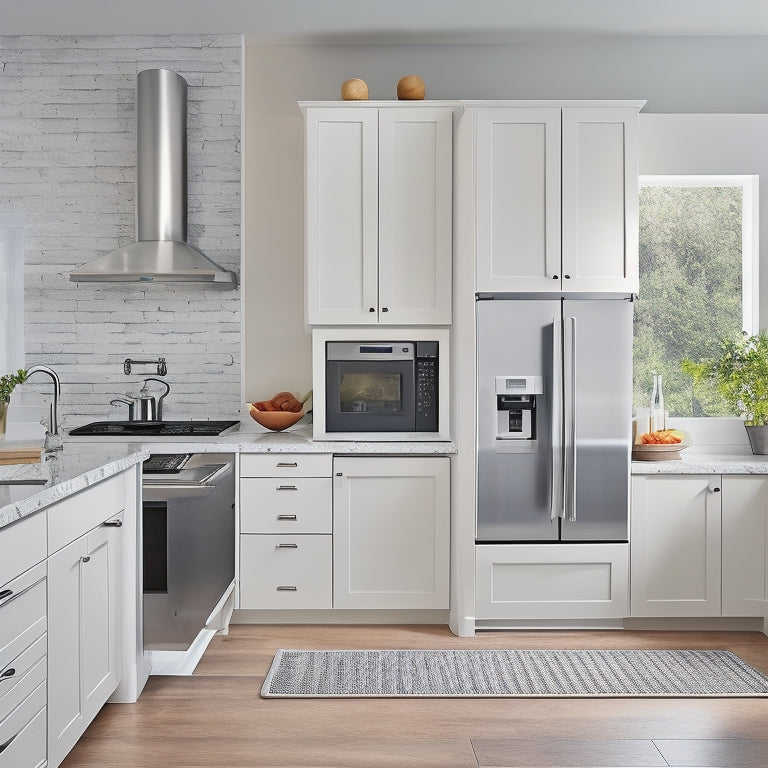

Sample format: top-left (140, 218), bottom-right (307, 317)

top-left (564, 316), bottom-right (577, 521)
top-left (551, 317), bottom-right (565, 520)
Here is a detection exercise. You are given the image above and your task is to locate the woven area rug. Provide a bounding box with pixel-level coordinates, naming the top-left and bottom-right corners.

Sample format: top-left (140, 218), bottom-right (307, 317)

top-left (261, 649), bottom-right (768, 698)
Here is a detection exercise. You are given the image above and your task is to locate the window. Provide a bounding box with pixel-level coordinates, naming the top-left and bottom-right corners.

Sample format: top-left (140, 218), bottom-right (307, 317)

top-left (0, 213), bottom-right (25, 373)
top-left (633, 176), bottom-right (758, 417)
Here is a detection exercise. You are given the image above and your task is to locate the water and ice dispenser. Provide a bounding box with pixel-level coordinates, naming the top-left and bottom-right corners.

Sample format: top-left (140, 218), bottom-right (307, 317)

top-left (495, 376), bottom-right (543, 440)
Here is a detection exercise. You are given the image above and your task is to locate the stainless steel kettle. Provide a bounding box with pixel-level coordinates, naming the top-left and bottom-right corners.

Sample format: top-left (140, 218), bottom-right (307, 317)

top-left (127, 377), bottom-right (171, 421)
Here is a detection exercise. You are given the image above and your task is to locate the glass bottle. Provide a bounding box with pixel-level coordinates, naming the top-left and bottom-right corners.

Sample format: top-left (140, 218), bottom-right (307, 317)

top-left (650, 373), bottom-right (665, 432)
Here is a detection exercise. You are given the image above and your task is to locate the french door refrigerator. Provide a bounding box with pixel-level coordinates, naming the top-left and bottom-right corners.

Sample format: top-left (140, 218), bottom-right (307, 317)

top-left (476, 295), bottom-right (633, 542)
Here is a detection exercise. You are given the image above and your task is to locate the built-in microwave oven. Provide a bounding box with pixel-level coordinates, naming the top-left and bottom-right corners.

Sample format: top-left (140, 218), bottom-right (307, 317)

top-left (325, 341), bottom-right (439, 433)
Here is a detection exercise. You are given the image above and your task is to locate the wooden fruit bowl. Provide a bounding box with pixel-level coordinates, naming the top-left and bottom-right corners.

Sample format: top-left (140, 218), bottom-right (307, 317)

top-left (248, 404), bottom-right (304, 431)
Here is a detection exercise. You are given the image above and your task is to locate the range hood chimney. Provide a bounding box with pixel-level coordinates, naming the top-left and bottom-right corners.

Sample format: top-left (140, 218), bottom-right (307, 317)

top-left (70, 69), bottom-right (237, 286)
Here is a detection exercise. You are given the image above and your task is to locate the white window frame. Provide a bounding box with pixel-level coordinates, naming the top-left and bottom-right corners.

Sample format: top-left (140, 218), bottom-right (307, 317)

top-left (0, 212), bottom-right (25, 373)
top-left (639, 175), bottom-right (759, 335)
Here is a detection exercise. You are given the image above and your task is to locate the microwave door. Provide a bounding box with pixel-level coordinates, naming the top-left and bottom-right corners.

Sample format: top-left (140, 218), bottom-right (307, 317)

top-left (325, 360), bottom-right (416, 432)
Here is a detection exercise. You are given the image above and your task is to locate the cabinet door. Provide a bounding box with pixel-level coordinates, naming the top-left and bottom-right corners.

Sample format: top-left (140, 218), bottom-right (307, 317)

top-left (722, 476), bottom-right (768, 616)
top-left (378, 107), bottom-right (453, 324)
top-left (48, 523), bottom-right (121, 768)
top-left (630, 475), bottom-right (721, 617)
top-left (305, 107), bottom-right (379, 324)
top-left (333, 456), bottom-right (450, 609)
top-left (81, 524), bottom-right (120, 718)
top-left (48, 536), bottom-right (88, 768)
top-left (474, 107), bottom-right (561, 292)
top-left (561, 107), bottom-right (639, 293)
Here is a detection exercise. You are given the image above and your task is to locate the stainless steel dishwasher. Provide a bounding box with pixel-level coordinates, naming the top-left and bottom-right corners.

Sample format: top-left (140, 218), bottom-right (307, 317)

top-left (142, 453), bottom-right (235, 656)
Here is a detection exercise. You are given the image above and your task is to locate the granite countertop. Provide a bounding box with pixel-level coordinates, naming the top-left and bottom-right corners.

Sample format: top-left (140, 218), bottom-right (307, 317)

top-left (0, 425), bottom-right (457, 530)
top-left (0, 442), bottom-right (150, 529)
top-left (632, 449), bottom-right (768, 474)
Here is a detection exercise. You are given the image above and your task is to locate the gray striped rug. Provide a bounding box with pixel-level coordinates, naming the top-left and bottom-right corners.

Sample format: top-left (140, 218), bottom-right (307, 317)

top-left (261, 649), bottom-right (768, 698)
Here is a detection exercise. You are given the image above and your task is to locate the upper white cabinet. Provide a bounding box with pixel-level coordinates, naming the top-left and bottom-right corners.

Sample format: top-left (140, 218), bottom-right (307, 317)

top-left (302, 103), bottom-right (454, 325)
top-left (470, 102), bottom-right (642, 293)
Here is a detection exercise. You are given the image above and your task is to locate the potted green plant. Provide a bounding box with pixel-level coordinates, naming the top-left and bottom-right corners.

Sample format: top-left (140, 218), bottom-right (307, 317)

top-left (0, 368), bottom-right (28, 436)
top-left (682, 331), bottom-right (768, 453)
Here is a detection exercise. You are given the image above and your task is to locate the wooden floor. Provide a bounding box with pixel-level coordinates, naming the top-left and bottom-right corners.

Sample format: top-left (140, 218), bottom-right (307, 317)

top-left (62, 624), bottom-right (768, 767)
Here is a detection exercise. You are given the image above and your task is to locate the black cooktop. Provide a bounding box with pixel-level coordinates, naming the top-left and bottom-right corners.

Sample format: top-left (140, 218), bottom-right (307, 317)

top-left (68, 420), bottom-right (239, 436)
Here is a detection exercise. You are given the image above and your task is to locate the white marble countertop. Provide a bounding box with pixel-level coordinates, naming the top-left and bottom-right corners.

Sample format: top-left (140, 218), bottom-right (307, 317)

top-left (0, 424), bottom-right (457, 530)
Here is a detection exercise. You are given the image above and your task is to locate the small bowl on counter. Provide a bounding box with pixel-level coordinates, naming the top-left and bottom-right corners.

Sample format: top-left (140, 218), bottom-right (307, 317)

top-left (247, 404), bottom-right (305, 432)
top-left (632, 429), bottom-right (692, 461)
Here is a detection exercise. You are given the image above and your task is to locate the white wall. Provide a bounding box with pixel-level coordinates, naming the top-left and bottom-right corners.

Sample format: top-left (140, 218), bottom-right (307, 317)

top-left (0, 35), bottom-right (241, 425)
top-left (244, 37), bottom-right (768, 400)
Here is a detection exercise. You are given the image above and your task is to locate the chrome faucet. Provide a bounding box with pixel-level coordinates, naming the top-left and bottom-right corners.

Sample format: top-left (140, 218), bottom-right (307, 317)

top-left (26, 365), bottom-right (62, 450)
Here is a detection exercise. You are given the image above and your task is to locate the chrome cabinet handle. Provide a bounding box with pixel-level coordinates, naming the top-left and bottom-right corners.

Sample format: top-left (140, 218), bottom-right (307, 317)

top-left (82, 556), bottom-right (91, 563)
top-left (276, 485), bottom-right (297, 491)
top-left (0, 589), bottom-right (12, 602)
top-left (713, 487), bottom-right (721, 492)
top-left (276, 543), bottom-right (298, 549)
top-left (0, 668), bottom-right (15, 682)
top-left (277, 514), bottom-right (298, 521)
top-left (276, 585), bottom-right (298, 591)
top-left (103, 519), bottom-right (123, 527)
top-left (276, 461), bottom-right (298, 468)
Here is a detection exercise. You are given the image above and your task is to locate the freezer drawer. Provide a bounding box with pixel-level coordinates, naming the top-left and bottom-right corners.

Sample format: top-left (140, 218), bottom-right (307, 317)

top-left (475, 543), bottom-right (629, 621)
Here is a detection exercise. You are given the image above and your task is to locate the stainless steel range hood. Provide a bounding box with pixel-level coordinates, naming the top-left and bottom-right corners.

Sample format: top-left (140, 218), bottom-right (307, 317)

top-left (70, 69), bottom-right (237, 286)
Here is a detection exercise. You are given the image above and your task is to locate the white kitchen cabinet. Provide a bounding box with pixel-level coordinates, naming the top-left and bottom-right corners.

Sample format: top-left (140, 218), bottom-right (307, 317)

top-left (333, 456), bottom-right (450, 609)
top-left (630, 475), bottom-right (722, 617)
top-left (475, 543), bottom-right (628, 621)
top-left (47, 493), bottom-right (123, 768)
top-left (720, 476), bottom-right (768, 616)
top-left (239, 453), bottom-right (333, 610)
top-left (302, 103), bottom-right (454, 325)
top-left (472, 102), bottom-right (641, 294)
top-left (631, 474), bottom-right (768, 619)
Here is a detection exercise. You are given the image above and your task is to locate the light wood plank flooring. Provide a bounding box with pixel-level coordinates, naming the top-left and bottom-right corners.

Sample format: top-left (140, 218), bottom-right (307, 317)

top-left (62, 624), bottom-right (768, 767)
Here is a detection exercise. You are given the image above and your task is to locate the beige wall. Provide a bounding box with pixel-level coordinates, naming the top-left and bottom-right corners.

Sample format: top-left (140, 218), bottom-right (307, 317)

top-left (243, 39), bottom-right (768, 402)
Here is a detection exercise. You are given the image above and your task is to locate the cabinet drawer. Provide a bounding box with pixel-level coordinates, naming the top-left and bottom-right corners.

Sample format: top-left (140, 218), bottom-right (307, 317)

top-left (240, 534), bottom-right (332, 609)
top-left (0, 692), bottom-right (45, 768)
top-left (0, 636), bottom-right (46, 722)
top-left (0, 514), bottom-right (46, 590)
top-left (0, 651), bottom-right (45, 726)
top-left (240, 453), bottom-right (332, 478)
top-left (240, 478), bottom-right (332, 533)
top-left (0, 563), bottom-right (46, 672)
top-left (48, 472), bottom-right (126, 555)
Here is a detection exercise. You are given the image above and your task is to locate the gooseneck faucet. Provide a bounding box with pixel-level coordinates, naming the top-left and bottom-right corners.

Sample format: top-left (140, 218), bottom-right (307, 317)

top-left (26, 365), bottom-right (62, 448)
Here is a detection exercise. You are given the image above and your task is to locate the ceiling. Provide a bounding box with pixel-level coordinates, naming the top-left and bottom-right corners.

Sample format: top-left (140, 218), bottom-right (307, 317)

top-left (4, 0), bottom-right (768, 42)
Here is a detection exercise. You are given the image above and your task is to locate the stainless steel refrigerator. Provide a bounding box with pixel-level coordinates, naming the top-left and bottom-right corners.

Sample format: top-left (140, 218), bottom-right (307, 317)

top-left (476, 296), bottom-right (633, 542)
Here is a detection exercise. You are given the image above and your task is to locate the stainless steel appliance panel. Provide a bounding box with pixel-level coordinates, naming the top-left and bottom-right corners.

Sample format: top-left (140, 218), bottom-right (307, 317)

top-left (476, 298), bottom-right (559, 541)
top-left (561, 299), bottom-right (632, 541)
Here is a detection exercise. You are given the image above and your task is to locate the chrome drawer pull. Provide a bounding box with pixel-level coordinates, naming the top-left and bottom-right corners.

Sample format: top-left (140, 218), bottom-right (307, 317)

top-left (276, 585), bottom-right (298, 591)
top-left (276, 484), bottom-right (298, 491)
top-left (276, 543), bottom-right (298, 549)
top-left (276, 462), bottom-right (298, 468)
top-left (103, 519), bottom-right (123, 527)
top-left (0, 668), bottom-right (15, 682)
top-left (277, 514), bottom-right (298, 521)
top-left (0, 589), bottom-right (12, 602)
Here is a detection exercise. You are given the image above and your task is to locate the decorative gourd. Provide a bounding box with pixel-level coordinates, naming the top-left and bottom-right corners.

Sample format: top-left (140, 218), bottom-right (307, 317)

top-left (341, 78), bottom-right (369, 100)
top-left (397, 75), bottom-right (426, 100)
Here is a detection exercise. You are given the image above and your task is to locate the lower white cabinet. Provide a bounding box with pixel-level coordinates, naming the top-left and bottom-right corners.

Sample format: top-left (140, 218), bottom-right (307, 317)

top-left (630, 474), bottom-right (768, 618)
top-left (239, 534), bottom-right (332, 609)
top-left (48, 509), bottom-right (122, 768)
top-left (333, 456), bottom-right (450, 609)
top-left (475, 543), bottom-right (629, 621)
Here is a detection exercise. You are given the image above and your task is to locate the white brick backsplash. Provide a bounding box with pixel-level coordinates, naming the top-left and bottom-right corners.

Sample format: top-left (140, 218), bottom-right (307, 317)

top-left (0, 34), bottom-right (242, 424)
